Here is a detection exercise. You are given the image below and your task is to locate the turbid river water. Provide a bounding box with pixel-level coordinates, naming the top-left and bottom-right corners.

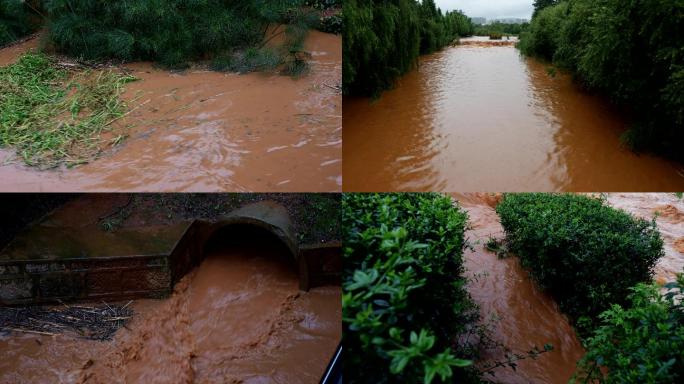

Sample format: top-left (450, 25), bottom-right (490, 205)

top-left (344, 38), bottom-right (684, 192)
top-left (0, 31), bottom-right (342, 192)
top-left (0, 240), bottom-right (341, 383)
top-left (454, 192), bottom-right (684, 383)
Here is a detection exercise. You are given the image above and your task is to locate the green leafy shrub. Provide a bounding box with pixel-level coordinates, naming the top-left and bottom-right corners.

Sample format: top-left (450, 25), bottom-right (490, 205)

top-left (496, 193), bottom-right (664, 337)
top-left (573, 274), bottom-right (684, 383)
top-left (343, 0), bottom-right (473, 97)
top-left (43, 0), bottom-right (312, 70)
top-left (318, 12), bottom-right (342, 34)
top-left (519, 0), bottom-right (684, 162)
top-left (0, 0), bottom-right (41, 46)
top-left (343, 193), bottom-right (481, 383)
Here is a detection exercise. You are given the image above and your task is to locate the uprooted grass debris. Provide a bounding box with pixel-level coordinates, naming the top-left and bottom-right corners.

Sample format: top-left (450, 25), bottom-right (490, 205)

top-left (0, 52), bottom-right (137, 168)
top-left (0, 301), bottom-right (134, 340)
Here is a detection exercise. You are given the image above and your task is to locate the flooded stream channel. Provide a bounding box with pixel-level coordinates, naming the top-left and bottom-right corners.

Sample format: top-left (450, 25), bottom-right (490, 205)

top-left (345, 38), bottom-right (684, 191)
top-left (454, 193), bottom-right (684, 383)
top-left (0, 31), bottom-right (342, 192)
top-left (0, 228), bottom-right (341, 383)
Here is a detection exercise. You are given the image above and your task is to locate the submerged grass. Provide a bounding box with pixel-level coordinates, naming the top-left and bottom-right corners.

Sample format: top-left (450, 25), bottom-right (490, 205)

top-left (0, 52), bottom-right (136, 168)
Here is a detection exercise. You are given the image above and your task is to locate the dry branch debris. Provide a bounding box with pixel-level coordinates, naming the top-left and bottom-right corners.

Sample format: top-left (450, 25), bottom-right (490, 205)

top-left (0, 301), bottom-right (134, 340)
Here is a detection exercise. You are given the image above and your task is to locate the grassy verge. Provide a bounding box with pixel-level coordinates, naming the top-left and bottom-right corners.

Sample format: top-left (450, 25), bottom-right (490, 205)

top-left (43, 0), bottom-right (318, 76)
top-left (0, 53), bottom-right (136, 168)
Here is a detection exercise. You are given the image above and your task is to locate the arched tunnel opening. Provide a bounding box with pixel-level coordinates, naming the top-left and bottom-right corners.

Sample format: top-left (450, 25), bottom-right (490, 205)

top-left (201, 223), bottom-right (298, 276)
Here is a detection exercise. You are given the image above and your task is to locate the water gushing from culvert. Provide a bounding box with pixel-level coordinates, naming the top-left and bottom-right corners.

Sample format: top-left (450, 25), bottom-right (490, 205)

top-left (0, 226), bottom-right (340, 383)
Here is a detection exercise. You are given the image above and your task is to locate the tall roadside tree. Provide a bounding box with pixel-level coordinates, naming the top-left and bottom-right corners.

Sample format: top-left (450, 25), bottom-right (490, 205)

top-left (532, 0), bottom-right (558, 18)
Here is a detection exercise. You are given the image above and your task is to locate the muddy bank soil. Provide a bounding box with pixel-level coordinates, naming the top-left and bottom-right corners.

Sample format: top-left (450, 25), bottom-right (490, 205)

top-left (0, 32), bottom-right (341, 192)
top-left (453, 193), bottom-right (684, 383)
top-left (0, 242), bottom-right (341, 383)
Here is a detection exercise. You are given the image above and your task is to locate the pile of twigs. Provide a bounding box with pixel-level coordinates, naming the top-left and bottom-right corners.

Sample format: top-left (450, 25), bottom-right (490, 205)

top-left (0, 301), bottom-right (134, 341)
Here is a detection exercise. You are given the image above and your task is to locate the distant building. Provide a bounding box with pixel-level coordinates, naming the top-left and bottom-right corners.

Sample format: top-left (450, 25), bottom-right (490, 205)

top-left (490, 18), bottom-right (529, 24)
top-left (470, 17), bottom-right (486, 25)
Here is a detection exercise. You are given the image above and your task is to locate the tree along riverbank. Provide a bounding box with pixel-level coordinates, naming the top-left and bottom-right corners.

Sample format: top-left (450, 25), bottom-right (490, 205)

top-left (518, 0), bottom-right (684, 163)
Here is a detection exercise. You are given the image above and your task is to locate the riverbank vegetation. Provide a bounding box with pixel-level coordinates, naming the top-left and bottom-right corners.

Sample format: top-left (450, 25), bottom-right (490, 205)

top-left (0, 0), bottom-right (339, 75)
top-left (496, 193), bottom-right (664, 338)
top-left (0, 53), bottom-right (135, 168)
top-left (0, 0), bottom-right (40, 46)
top-left (473, 22), bottom-right (527, 38)
top-left (574, 273), bottom-right (684, 383)
top-left (343, 193), bottom-right (481, 383)
top-left (344, 0), bottom-right (473, 97)
top-left (518, 0), bottom-right (684, 161)
top-left (45, 0), bottom-right (315, 74)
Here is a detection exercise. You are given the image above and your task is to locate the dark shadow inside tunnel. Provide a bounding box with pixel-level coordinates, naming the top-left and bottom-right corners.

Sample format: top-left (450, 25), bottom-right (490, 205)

top-left (201, 224), bottom-right (298, 276)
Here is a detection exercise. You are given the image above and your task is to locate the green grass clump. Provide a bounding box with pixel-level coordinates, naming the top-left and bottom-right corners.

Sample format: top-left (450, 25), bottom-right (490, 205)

top-left (496, 193), bottom-right (664, 338)
top-left (43, 0), bottom-right (315, 74)
top-left (343, 193), bottom-right (481, 383)
top-left (0, 53), bottom-right (136, 168)
top-left (573, 274), bottom-right (684, 383)
top-left (211, 47), bottom-right (283, 74)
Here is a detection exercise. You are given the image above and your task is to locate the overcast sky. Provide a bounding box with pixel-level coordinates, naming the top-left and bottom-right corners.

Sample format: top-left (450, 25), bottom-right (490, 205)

top-left (435, 0), bottom-right (533, 19)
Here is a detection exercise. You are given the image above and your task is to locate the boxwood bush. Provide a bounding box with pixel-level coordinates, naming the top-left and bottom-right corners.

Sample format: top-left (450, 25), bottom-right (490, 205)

top-left (573, 274), bottom-right (684, 383)
top-left (496, 193), bottom-right (664, 337)
top-left (343, 193), bottom-right (481, 383)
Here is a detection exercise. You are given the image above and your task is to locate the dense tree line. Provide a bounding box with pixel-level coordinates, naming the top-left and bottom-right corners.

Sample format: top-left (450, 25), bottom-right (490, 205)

top-left (519, 0), bottom-right (684, 161)
top-left (344, 0), bottom-right (473, 97)
top-left (473, 22), bottom-right (528, 37)
top-left (532, 0), bottom-right (558, 18)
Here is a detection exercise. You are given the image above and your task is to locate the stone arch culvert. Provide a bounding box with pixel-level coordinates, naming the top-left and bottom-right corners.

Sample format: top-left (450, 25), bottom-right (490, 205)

top-left (0, 201), bottom-right (340, 305)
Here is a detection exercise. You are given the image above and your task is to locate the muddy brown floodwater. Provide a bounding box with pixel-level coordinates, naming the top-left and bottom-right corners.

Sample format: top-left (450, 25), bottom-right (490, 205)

top-left (344, 38), bottom-right (684, 191)
top-left (0, 243), bottom-right (341, 383)
top-left (606, 193), bottom-right (684, 283)
top-left (0, 31), bottom-right (341, 192)
top-left (454, 193), bottom-right (585, 384)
